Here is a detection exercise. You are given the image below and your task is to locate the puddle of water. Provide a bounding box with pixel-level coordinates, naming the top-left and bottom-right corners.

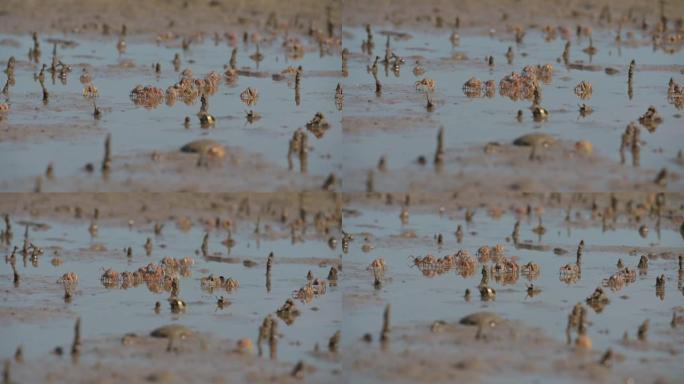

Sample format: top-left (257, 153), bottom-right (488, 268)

top-left (342, 27), bottom-right (684, 175)
top-left (0, 217), bottom-right (342, 368)
top-left (0, 33), bottom-right (342, 188)
top-left (341, 204), bottom-right (683, 374)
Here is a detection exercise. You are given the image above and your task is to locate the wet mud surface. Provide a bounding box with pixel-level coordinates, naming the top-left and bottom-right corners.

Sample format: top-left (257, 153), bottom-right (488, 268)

top-left (341, 193), bottom-right (684, 383)
top-left (0, 8), bottom-right (342, 192)
top-left (341, 26), bottom-right (684, 192)
top-left (1, 192), bottom-right (342, 382)
top-left (1, 0), bottom-right (684, 383)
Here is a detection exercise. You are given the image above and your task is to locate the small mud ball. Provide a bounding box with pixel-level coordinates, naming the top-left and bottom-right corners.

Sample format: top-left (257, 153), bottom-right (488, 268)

top-left (236, 338), bottom-right (253, 353)
top-left (575, 140), bottom-right (593, 155)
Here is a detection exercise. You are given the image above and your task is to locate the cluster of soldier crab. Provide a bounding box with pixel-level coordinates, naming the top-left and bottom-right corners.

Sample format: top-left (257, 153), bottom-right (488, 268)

top-left (410, 59), bottom-right (684, 127)
top-left (368, 238), bottom-right (675, 310)
top-left (129, 69), bottom-right (222, 109)
top-left (84, 245), bottom-right (339, 322)
top-left (401, 245), bottom-right (539, 282)
top-left (99, 256), bottom-right (194, 291)
top-left (271, 267), bottom-right (338, 326)
top-left (363, 245), bottom-right (541, 302)
top-left (459, 64), bottom-right (553, 101)
top-left (200, 274), bottom-right (241, 292)
top-left (292, 270), bottom-right (330, 304)
top-left (667, 77), bottom-right (684, 108)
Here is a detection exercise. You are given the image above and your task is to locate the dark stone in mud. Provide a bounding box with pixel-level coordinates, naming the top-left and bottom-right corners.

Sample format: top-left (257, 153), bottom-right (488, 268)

top-left (150, 324), bottom-right (193, 338)
top-left (236, 69), bottom-right (270, 78)
top-left (180, 139), bottom-right (226, 158)
top-left (512, 133), bottom-right (555, 147)
top-left (243, 259), bottom-right (258, 267)
top-left (454, 357), bottom-right (486, 370)
top-left (515, 242), bottom-right (550, 251)
top-left (567, 63), bottom-right (602, 71)
top-left (15, 221), bottom-right (51, 231)
top-left (459, 312), bottom-right (504, 327)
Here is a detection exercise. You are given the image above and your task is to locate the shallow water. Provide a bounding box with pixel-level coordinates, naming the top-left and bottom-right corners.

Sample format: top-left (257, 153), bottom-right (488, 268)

top-left (0, 17), bottom-right (683, 383)
top-left (0, 33), bottom-right (342, 189)
top-left (341, 204), bottom-right (683, 374)
top-left (342, 27), bottom-right (683, 177)
top-left (0, 217), bottom-right (342, 367)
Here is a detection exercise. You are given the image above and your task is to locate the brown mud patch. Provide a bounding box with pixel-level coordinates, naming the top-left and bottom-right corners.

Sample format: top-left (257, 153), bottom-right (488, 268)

top-left (346, 317), bottom-right (680, 384)
top-left (343, 140), bottom-right (682, 193)
top-left (0, 122), bottom-right (102, 142)
top-left (0, 192), bottom-right (339, 224)
top-left (0, 0), bottom-right (339, 36)
top-left (8, 331), bottom-right (338, 383)
top-left (342, 0), bottom-right (684, 30)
